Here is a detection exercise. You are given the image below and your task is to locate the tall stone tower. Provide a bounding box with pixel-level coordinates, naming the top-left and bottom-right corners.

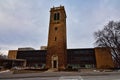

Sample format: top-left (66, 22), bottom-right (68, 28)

top-left (46, 6), bottom-right (67, 70)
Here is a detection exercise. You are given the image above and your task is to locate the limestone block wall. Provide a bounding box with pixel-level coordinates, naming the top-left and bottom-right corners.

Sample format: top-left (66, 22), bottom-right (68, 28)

top-left (95, 47), bottom-right (114, 69)
top-left (8, 50), bottom-right (18, 59)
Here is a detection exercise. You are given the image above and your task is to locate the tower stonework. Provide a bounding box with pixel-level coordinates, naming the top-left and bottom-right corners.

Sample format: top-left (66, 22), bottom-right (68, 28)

top-left (46, 6), bottom-right (67, 70)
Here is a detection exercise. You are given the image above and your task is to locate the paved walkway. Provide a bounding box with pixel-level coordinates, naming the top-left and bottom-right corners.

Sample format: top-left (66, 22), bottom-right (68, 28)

top-left (0, 70), bottom-right (120, 79)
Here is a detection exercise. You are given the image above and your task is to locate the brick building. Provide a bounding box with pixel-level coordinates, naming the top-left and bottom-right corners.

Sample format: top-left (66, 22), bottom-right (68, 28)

top-left (8, 6), bottom-right (114, 70)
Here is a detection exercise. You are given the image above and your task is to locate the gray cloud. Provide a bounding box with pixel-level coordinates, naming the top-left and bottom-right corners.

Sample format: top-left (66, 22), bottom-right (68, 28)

top-left (0, 0), bottom-right (120, 55)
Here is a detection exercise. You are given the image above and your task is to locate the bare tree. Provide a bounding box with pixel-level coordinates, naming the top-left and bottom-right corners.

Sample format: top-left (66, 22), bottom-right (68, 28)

top-left (0, 49), bottom-right (7, 59)
top-left (94, 21), bottom-right (120, 68)
top-left (0, 54), bottom-right (7, 59)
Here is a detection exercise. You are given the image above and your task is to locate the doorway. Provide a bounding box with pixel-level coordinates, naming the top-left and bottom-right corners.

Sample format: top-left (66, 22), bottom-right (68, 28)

top-left (53, 60), bottom-right (57, 68)
top-left (52, 55), bottom-right (58, 69)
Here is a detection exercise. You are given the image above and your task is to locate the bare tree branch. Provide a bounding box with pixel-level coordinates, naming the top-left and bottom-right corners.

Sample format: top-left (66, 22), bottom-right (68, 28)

top-left (94, 21), bottom-right (120, 68)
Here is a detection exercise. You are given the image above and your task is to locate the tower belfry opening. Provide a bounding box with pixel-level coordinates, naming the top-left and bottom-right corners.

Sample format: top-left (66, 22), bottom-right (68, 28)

top-left (46, 6), bottom-right (67, 70)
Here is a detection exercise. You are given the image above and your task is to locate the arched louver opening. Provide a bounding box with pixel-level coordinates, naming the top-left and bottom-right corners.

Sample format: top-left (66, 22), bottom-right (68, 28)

top-left (54, 13), bottom-right (60, 20)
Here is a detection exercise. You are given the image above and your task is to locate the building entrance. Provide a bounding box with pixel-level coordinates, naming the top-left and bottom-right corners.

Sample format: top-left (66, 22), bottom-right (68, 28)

top-left (53, 60), bottom-right (57, 68)
top-left (52, 55), bottom-right (58, 69)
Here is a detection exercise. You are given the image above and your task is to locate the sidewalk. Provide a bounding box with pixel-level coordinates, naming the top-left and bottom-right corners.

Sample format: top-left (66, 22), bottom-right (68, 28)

top-left (0, 70), bottom-right (10, 73)
top-left (0, 71), bottom-right (120, 79)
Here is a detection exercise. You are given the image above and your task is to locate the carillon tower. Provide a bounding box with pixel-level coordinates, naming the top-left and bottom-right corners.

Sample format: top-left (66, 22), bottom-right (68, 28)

top-left (46, 6), bottom-right (67, 70)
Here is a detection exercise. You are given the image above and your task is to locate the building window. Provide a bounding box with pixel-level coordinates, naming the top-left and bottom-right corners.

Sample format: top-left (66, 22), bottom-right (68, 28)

top-left (54, 13), bottom-right (56, 20)
top-left (55, 37), bottom-right (57, 41)
top-left (55, 27), bottom-right (58, 31)
top-left (54, 13), bottom-right (60, 20)
top-left (57, 13), bottom-right (60, 20)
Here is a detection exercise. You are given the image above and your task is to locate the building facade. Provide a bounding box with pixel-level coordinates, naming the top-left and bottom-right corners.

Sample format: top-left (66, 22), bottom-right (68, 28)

top-left (8, 6), bottom-right (114, 70)
top-left (17, 50), bottom-right (46, 68)
top-left (95, 47), bottom-right (114, 69)
top-left (8, 47), bottom-right (114, 69)
top-left (46, 6), bottom-right (67, 70)
top-left (67, 48), bottom-right (96, 69)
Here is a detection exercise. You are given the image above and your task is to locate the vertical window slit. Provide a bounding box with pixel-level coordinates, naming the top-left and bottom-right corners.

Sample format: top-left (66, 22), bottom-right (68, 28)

top-left (55, 37), bottom-right (57, 41)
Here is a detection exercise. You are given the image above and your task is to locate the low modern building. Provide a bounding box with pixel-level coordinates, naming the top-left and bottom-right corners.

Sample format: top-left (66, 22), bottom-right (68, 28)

top-left (8, 6), bottom-right (114, 70)
top-left (8, 47), bottom-right (114, 69)
top-left (0, 58), bottom-right (26, 69)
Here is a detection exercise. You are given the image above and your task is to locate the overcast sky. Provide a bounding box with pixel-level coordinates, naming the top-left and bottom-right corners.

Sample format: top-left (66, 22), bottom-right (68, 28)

top-left (0, 0), bottom-right (120, 55)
